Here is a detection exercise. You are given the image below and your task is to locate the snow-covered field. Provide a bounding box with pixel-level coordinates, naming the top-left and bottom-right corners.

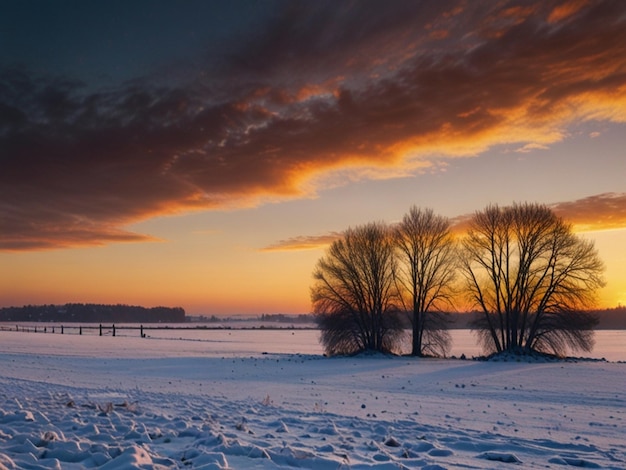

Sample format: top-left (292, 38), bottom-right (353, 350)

top-left (0, 331), bottom-right (624, 469)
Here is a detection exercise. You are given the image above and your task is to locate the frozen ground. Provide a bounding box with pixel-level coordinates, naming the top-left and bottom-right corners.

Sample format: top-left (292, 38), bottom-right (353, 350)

top-left (0, 331), bottom-right (624, 469)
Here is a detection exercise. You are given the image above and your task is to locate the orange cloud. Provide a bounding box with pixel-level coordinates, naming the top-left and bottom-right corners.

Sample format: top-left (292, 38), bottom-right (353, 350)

top-left (266, 193), bottom-right (626, 253)
top-left (515, 142), bottom-right (550, 153)
top-left (548, 0), bottom-right (590, 23)
top-left (0, 227), bottom-right (159, 252)
top-left (2, 1), bottom-right (626, 251)
top-left (260, 233), bottom-right (343, 252)
top-left (551, 193), bottom-right (626, 232)
top-left (428, 29), bottom-right (449, 40)
top-left (449, 194), bottom-right (626, 234)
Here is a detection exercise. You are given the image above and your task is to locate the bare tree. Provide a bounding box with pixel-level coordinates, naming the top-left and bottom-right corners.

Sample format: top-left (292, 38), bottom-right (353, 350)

top-left (394, 207), bottom-right (456, 357)
top-left (459, 203), bottom-right (605, 356)
top-left (312, 222), bottom-right (405, 355)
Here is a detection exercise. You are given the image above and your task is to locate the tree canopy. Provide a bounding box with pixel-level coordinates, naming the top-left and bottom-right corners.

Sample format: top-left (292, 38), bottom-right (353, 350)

top-left (394, 207), bottom-right (456, 357)
top-left (459, 203), bottom-right (605, 355)
top-left (312, 203), bottom-right (606, 358)
top-left (312, 222), bottom-right (405, 355)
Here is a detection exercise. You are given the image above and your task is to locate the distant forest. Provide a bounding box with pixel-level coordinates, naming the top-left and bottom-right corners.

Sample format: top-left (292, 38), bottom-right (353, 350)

top-left (591, 306), bottom-right (626, 329)
top-left (0, 303), bottom-right (185, 323)
top-left (202, 309), bottom-right (626, 330)
top-left (1, 304), bottom-right (624, 328)
top-left (253, 309), bottom-right (626, 330)
top-left (445, 308), bottom-right (626, 330)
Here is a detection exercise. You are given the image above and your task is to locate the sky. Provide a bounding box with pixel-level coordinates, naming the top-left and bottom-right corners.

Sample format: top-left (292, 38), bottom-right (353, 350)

top-left (1, 0), bottom-right (625, 315)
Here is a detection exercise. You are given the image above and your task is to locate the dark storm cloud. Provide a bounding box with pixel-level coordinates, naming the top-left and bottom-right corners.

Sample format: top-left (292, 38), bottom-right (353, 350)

top-left (2, 0), bottom-right (626, 251)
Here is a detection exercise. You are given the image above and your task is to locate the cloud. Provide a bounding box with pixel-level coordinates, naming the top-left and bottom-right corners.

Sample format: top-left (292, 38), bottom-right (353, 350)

top-left (449, 193), bottom-right (626, 233)
top-left (260, 233), bottom-right (343, 252)
top-left (263, 192), bottom-right (626, 253)
top-left (547, 0), bottom-right (590, 23)
top-left (2, 1), bottom-right (626, 251)
top-left (551, 193), bottom-right (626, 232)
top-left (515, 142), bottom-right (550, 153)
top-left (446, 193), bottom-right (626, 234)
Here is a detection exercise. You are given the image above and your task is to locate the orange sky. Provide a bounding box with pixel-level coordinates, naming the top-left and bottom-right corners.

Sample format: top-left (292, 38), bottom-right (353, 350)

top-left (1, 0), bottom-right (625, 314)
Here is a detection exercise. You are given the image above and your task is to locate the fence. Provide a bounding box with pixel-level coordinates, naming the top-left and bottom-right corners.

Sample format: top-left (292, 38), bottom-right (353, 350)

top-left (2, 324), bottom-right (215, 337)
top-left (1, 323), bottom-right (308, 337)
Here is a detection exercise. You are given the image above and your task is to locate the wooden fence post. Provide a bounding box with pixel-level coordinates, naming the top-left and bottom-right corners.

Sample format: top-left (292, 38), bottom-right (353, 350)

top-left (99, 324), bottom-right (102, 336)
top-left (112, 324), bottom-right (116, 337)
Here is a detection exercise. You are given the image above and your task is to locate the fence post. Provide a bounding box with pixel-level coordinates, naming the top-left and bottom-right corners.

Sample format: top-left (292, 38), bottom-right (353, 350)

top-left (61, 325), bottom-right (64, 334)
top-left (112, 324), bottom-right (116, 337)
top-left (99, 324), bottom-right (102, 336)
top-left (140, 324), bottom-right (144, 338)
top-left (79, 326), bottom-right (82, 335)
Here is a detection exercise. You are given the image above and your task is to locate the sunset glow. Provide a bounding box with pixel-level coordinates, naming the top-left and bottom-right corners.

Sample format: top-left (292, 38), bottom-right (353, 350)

top-left (1, 1), bottom-right (625, 314)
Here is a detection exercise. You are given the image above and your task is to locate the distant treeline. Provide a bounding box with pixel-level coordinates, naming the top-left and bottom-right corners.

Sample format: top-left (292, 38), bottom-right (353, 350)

top-left (593, 306), bottom-right (626, 329)
top-left (446, 308), bottom-right (626, 330)
top-left (259, 313), bottom-right (318, 323)
top-left (253, 310), bottom-right (626, 330)
top-left (4, 305), bottom-right (622, 328)
top-left (0, 303), bottom-right (185, 323)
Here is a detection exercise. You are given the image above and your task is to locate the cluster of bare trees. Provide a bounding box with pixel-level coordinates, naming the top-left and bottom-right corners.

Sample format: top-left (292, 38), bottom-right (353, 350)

top-left (311, 203), bottom-right (605, 358)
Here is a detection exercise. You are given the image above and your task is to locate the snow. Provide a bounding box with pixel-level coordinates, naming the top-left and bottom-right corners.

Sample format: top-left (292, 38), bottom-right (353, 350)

top-left (0, 330), bottom-right (624, 469)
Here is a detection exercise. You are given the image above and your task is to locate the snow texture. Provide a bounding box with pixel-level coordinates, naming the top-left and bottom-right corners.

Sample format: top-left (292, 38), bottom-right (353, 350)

top-left (0, 330), bottom-right (624, 469)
